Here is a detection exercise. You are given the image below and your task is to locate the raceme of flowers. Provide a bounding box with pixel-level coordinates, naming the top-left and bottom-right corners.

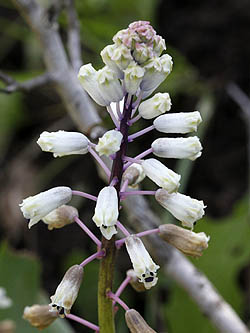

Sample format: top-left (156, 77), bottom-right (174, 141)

top-left (20, 21), bottom-right (208, 332)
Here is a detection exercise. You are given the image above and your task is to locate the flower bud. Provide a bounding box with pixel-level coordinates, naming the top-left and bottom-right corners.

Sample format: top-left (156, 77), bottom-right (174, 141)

top-left (95, 130), bottom-right (123, 156)
top-left (141, 158), bottom-right (180, 193)
top-left (23, 304), bottom-right (58, 329)
top-left (159, 224), bottom-right (209, 257)
top-left (132, 43), bottom-right (152, 65)
top-left (97, 66), bottom-right (124, 104)
top-left (152, 137), bottom-right (202, 160)
top-left (153, 35), bottom-right (166, 56)
top-left (155, 189), bottom-right (206, 228)
top-left (20, 187), bottom-right (72, 228)
top-left (153, 111), bottom-right (202, 134)
top-left (0, 288), bottom-right (12, 309)
top-left (125, 309), bottom-right (157, 333)
top-left (125, 235), bottom-right (159, 289)
top-left (108, 44), bottom-right (133, 71)
top-left (42, 205), bottom-right (78, 230)
top-left (124, 61), bottom-right (145, 94)
top-left (126, 269), bottom-right (147, 292)
top-left (138, 92), bottom-right (171, 119)
top-left (101, 44), bottom-right (123, 78)
top-left (122, 163), bottom-right (145, 186)
top-left (50, 265), bottom-right (83, 317)
top-left (37, 131), bottom-right (89, 157)
top-left (141, 54), bottom-right (173, 98)
top-left (92, 186), bottom-right (119, 239)
top-left (78, 64), bottom-right (108, 106)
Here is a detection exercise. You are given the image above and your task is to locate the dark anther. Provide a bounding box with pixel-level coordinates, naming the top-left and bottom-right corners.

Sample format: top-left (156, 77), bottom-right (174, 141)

top-left (59, 308), bottom-right (64, 315)
top-left (57, 305), bottom-right (60, 310)
top-left (145, 277), bottom-right (154, 283)
top-left (150, 272), bottom-right (154, 276)
top-left (102, 225), bottom-right (107, 229)
top-left (142, 273), bottom-right (146, 277)
top-left (51, 304), bottom-right (57, 307)
top-left (193, 222), bottom-right (197, 226)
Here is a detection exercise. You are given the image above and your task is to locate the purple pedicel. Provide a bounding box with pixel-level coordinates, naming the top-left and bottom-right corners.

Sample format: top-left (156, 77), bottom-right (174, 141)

top-left (107, 291), bottom-right (129, 311)
top-left (80, 250), bottom-right (105, 267)
top-left (72, 190), bottom-right (97, 201)
top-left (66, 314), bottom-right (99, 331)
top-left (88, 147), bottom-right (111, 178)
top-left (74, 216), bottom-right (102, 248)
top-left (128, 124), bottom-right (154, 141)
top-left (116, 220), bottom-right (130, 237)
top-left (112, 276), bottom-right (132, 306)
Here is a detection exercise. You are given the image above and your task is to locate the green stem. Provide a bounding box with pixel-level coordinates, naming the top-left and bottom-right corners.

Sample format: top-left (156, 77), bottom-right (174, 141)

top-left (97, 94), bottom-right (133, 333)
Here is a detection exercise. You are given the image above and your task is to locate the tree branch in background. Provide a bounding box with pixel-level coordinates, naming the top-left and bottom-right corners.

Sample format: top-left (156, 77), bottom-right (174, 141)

top-left (64, 0), bottom-right (82, 73)
top-left (0, 71), bottom-right (51, 93)
top-left (11, 0), bottom-right (101, 134)
top-left (124, 195), bottom-right (249, 333)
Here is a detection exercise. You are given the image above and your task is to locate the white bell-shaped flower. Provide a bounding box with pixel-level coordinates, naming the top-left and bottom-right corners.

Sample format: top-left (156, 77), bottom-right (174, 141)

top-left (42, 205), bottom-right (78, 230)
top-left (155, 189), bottom-right (206, 228)
top-left (92, 186), bottom-right (119, 239)
top-left (152, 137), bottom-right (202, 160)
top-left (125, 235), bottom-right (160, 289)
top-left (95, 130), bottom-right (123, 156)
top-left (50, 265), bottom-right (83, 317)
top-left (78, 64), bottom-right (108, 106)
top-left (111, 44), bottom-right (133, 71)
top-left (141, 158), bottom-right (180, 193)
top-left (153, 111), bottom-right (202, 134)
top-left (101, 44), bottom-right (123, 79)
top-left (37, 131), bottom-right (89, 157)
top-left (23, 305), bottom-right (58, 330)
top-left (20, 187), bottom-right (72, 228)
top-left (138, 93), bottom-right (171, 119)
top-left (124, 61), bottom-right (145, 94)
top-left (96, 66), bottom-right (124, 104)
top-left (140, 54), bottom-right (173, 98)
top-left (153, 35), bottom-right (166, 56)
top-left (159, 224), bottom-right (209, 257)
top-left (122, 163), bottom-right (146, 187)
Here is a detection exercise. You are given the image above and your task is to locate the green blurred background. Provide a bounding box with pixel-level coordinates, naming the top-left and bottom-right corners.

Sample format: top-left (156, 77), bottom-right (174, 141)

top-left (0, 0), bottom-right (249, 332)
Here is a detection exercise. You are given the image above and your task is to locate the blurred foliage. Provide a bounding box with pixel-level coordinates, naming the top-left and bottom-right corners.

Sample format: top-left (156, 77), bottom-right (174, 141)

top-left (0, 243), bottom-right (74, 332)
top-left (165, 197), bottom-right (250, 333)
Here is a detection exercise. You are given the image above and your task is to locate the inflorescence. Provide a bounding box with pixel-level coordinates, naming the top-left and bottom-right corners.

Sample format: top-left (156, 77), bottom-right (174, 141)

top-left (20, 21), bottom-right (209, 332)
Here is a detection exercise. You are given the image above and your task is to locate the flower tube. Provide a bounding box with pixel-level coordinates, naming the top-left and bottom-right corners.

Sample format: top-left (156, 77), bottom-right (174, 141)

top-left (20, 187), bottom-right (72, 228)
top-left (152, 137), bottom-right (202, 160)
top-left (37, 131), bottom-right (89, 157)
top-left (125, 235), bottom-right (159, 289)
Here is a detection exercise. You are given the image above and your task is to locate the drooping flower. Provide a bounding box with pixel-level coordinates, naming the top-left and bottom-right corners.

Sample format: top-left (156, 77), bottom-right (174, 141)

top-left (37, 131), bottom-right (89, 157)
top-left (153, 111), bottom-right (202, 134)
top-left (125, 235), bottom-right (159, 289)
top-left (159, 224), bottom-right (209, 257)
top-left (23, 305), bottom-right (58, 329)
top-left (125, 309), bottom-right (157, 333)
top-left (20, 187), bottom-right (72, 228)
top-left (92, 186), bottom-right (119, 239)
top-left (95, 130), bottom-right (123, 156)
top-left (155, 189), bottom-right (206, 228)
top-left (50, 265), bottom-right (83, 317)
top-left (42, 205), bottom-right (78, 230)
top-left (138, 92), bottom-right (171, 119)
top-left (141, 158), bottom-right (180, 193)
top-left (152, 136), bottom-right (202, 160)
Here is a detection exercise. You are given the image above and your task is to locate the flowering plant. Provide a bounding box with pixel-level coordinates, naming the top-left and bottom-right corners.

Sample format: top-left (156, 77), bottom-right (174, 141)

top-left (20, 21), bottom-right (208, 332)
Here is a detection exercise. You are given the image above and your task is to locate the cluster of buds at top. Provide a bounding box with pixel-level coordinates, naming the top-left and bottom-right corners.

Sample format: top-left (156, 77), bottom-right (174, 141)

top-left (20, 21), bottom-right (209, 332)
